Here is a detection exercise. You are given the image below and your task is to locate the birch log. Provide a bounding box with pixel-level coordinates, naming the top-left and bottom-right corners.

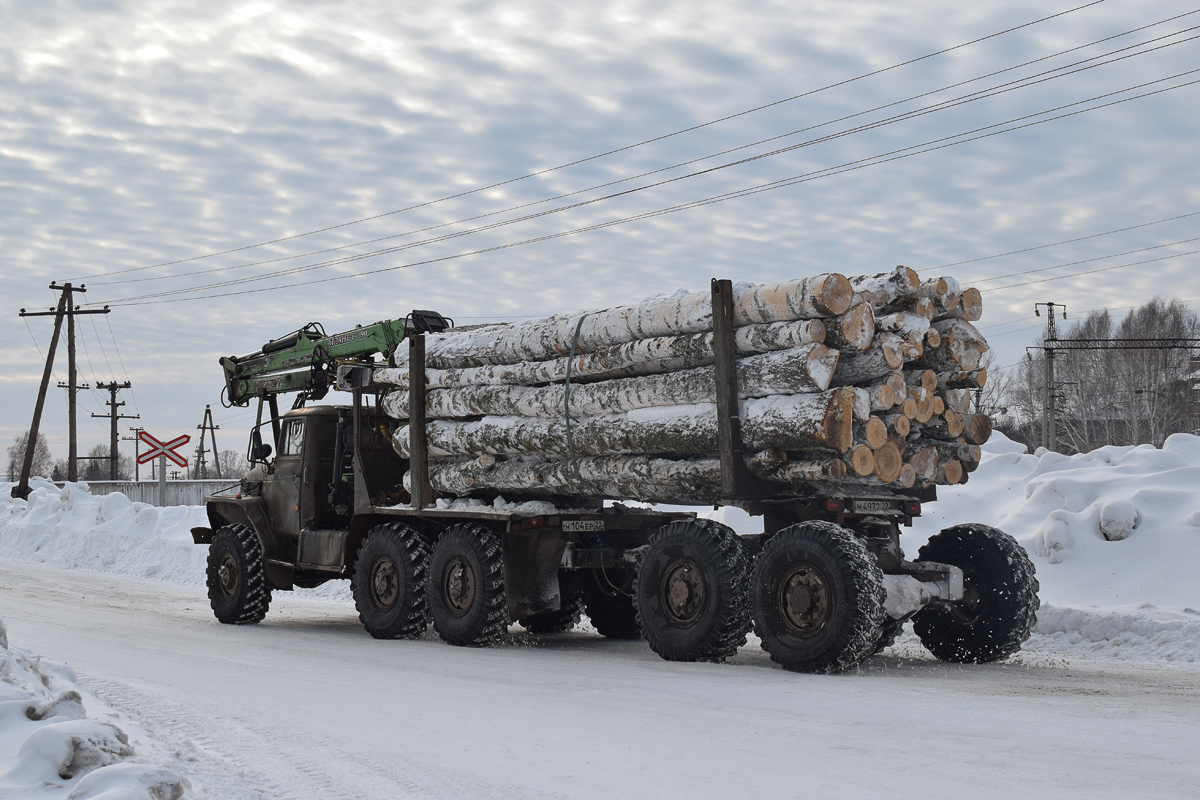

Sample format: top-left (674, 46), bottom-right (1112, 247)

top-left (394, 389), bottom-right (856, 459)
top-left (824, 298), bottom-right (876, 351)
top-left (396, 274), bottom-right (852, 370)
top-left (376, 319), bottom-right (827, 391)
top-left (849, 266), bottom-right (919, 307)
top-left (872, 440), bottom-right (904, 483)
top-left (934, 287), bottom-right (982, 322)
top-left (917, 318), bottom-right (989, 372)
top-left (383, 343), bottom-right (838, 419)
top-left (831, 333), bottom-right (905, 386)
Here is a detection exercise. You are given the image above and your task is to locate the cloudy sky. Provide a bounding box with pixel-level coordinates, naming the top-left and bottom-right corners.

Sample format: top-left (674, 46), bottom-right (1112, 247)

top-left (3, 0), bottom-right (1198, 470)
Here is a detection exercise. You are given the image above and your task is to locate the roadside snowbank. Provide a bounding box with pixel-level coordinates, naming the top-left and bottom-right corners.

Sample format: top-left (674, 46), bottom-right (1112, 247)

top-left (0, 618), bottom-right (188, 799)
top-left (5, 434), bottom-right (1200, 664)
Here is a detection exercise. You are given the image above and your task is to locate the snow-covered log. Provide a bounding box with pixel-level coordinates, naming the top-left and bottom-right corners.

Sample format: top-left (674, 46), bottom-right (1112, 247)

top-left (824, 298), bottom-right (876, 352)
top-left (917, 318), bottom-right (989, 372)
top-left (383, 344), bottom-right (838, 419)
top-left (394, 389), bottom-right (856, 459)
top-left (830, 333), bottom-right (905, 386)
top-left (934, 286), bottom-right (983, 322)
top-left (395, 275), bottom-right (852, 371)
top-left (849, 266), bottom-right (919, 307)
top-left (376, 319), bottom-right (827, 391)
top-left (936, 368), bottom-right (986, 390)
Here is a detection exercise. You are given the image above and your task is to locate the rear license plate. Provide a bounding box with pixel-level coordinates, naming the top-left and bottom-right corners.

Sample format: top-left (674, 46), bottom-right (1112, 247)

top-left (853, 500), bottom-right (892, 513)
top-left (562, 520), bottom-right (605, 532)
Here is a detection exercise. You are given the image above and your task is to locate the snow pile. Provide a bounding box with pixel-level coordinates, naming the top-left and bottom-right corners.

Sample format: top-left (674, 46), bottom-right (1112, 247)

top-left (0, 618), bottom-right (188, 799)
top-left (0, 479), bottom-right (209, 587)
top-left (903, 431), bottom-right (1200, 663)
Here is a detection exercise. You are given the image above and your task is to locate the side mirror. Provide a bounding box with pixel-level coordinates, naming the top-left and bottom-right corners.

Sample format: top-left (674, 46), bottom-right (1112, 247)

top-left (250, 431), bottom-right (273, 462)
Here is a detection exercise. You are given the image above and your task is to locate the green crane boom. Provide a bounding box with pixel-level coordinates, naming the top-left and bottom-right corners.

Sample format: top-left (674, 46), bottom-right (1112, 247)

top-left (220, 315), bottom-right (439, 406)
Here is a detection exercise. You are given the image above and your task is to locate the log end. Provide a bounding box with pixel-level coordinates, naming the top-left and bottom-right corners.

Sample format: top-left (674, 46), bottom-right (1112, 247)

top-left (897, 462), bottom-right (917, 488)
top-left (824, 386), bottom-right (856, 454)
top-left (873, 440), bottom-right (904, 483)
top-left (817, 273), bottom-right (854, 317)
top-left (863, 416), bottom-right (888, 449)
top-left (838, 300), bottom-right (876, 351)
top-left (965, 413), bottom-right (993, 445)
top-left (846, 445), bottom-right (876, 477)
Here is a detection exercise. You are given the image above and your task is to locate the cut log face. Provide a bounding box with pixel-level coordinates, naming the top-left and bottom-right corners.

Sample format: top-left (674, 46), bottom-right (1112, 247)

top-left (936, 458), bottom-right (964, 485)
top-left (899, 397), bottom-right (918, 420)
top-left (885, 372), bottom-right (907, 400)
top-left (855, 417), bottom-right (888, 449)
top-left (869, 383), bottom-right (895, 412)
top-left (962, 413), bottom-right (993, 445)
top-left (934, 286), bottom-right (983, 323)
top-left (905, 444), bottom-right (938, 485)
top-left (934, 441), bottom-right (982, 470)
top-left (844, 444), bottom-right (876, 477)
top-left (905, 369), bottom-right (937, 392)
top-left (941, 388), bottom-right (973, 415)
top-left (883, 413), bottom-right (911, 438)
top-left (825, 298), bottom-right (876, 351)
top-left (924, 328), bottom-right (942, 349)
top-left (919, 318), bottom-right (989, 372)
top-left (872, 440), bottom-right (903, 483)
top-left (897, 462), bottom-right (917, 488)
top-left (880, 294), bottom-right (934, 321)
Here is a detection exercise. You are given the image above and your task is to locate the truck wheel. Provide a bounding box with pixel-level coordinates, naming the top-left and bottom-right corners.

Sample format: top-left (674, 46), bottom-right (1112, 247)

top-left (913, 524), bottom-right (1040, 663)
top-left (870, 617), bottom-right (906, 656)
top-left (351, 522), bottom-right (431, 639)
top-left (519, 594), bottom-right (585, 633)
top-left (428, 524), bottom-right (508, 646)
top-left (206, 524), bottom-right (271, 625)
top-left (751, 521), bottom-right (885, 674)
top-left (582, 582), bottom-right (641, 639)
top-left (633, 519), bottom-right (751, 663)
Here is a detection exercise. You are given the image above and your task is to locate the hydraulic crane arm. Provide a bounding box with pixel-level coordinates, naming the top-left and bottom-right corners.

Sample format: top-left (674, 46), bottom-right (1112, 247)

top-left (220, 313), bottom-right (446, 406)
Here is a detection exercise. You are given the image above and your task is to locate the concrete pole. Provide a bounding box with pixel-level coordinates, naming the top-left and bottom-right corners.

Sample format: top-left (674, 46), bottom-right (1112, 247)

top-left (158, 453), bottom-right (167, 506)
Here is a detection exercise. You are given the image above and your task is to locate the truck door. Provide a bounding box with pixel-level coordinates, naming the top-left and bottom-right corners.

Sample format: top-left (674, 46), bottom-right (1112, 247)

top-left (264, 417), bottom-right (304, 539)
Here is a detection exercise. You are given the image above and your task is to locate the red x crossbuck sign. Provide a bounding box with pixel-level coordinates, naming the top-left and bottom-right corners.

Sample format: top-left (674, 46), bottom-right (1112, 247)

top-left (137, 431), bottom-right (191, 467)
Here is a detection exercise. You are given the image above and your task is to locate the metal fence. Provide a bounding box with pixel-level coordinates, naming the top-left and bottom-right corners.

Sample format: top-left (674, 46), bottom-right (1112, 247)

top-left (79, 479), bottom-right (239, 507)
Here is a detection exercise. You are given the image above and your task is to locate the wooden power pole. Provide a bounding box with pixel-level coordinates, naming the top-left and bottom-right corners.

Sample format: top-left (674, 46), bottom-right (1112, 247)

top-left (91, 381), bottom-right (139, 480)
top-left (13, 282), bottom-right (110, 498)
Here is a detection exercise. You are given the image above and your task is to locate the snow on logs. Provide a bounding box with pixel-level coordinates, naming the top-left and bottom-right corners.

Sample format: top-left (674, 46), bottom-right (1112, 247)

top-left (377, 265), bottom-right (992, 503)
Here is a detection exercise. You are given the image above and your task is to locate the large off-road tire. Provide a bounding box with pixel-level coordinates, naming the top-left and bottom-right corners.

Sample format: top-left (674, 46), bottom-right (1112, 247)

top-left (913, 524), bottom-right (1040, 663)
top-left (352, 522), bottom-right (431, 639)
top-left (582, 580), bottom-right (641, 639)
top-left (633, 519), bottom-right (752, 663)
top-left (428, 524), bottom-right (508, 646)
top-left (870, 617), bottom-right (906, 656)
top-left (751, 521), bottom-right (885, 674)
top-left (519, 593), bottom-right (585, 633)
top-left (206, 524), bottom-right (271, 625)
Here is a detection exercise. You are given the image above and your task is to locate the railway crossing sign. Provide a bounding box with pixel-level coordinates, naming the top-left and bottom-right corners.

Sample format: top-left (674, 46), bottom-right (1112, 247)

top-left (137, 431), bottom-right (190, 467)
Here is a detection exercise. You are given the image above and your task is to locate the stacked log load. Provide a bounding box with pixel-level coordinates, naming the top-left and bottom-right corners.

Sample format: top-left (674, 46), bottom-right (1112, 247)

top-left (374, 267), bottom-right (991, 505)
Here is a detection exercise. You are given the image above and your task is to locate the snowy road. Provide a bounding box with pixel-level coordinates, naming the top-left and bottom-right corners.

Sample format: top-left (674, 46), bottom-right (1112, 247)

top-left (3, 560), bottom-right (1198, 800)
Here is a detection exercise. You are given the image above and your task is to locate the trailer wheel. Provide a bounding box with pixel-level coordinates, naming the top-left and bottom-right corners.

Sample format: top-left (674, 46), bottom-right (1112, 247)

top-left (633, 519), bottom-right (751, 663)
top-left (582, 581), bottom-right (641, 639)
top-left (518, 594), bottom-right (585, 633)
top-left (206, 524), bottom-right (271, 625)
top-left (751, 521), bottom-right (885, 674)
top-left (913, 524), bottom-right (1040, 663)
top-left (352, 522), bottom-right (431, 639)
top-left (428, 524), bottom-right (508, 646)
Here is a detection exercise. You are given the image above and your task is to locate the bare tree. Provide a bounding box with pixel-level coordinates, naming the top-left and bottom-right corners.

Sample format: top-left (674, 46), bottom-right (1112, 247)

top-left (1002, 297), bottom-right (1199, 452)
top-left (219, 449), bottom-right (250, 480)
top-left (6, 432), bottom-right (53, 481)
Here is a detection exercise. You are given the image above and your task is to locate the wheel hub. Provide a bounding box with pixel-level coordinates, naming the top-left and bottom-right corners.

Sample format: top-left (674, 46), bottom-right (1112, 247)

top-left (660, 558), bottom-right (707, 626)
top-left (777, 562), bottom-right (831, 638)
top-left (443, 555), bottom-right (476, 617)
top-left (369, 556), bottom-right (399, 610)
top-left (217, 552), bottom-right (239, 598)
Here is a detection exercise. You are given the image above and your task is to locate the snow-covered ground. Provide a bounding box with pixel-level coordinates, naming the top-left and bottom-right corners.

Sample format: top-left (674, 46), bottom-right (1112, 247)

top-left (2, 435), bottom-right (1200, 797)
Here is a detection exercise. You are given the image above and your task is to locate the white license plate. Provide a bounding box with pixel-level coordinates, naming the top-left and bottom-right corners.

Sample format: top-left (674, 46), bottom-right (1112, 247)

top-left (562, 520), bottom-right (605, 532)
top-left (854, 500), bottom-right (892, 512)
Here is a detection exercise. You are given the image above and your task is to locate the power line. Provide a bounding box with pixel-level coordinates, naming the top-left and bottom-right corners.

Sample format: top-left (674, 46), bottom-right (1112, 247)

top-left (97, 69), bottom-right (1200, 307)
top-left (973, 235), bottom-right (1200, 284)
top-left (990, 247), bottom-right (1200, 291)
top-left (103, 315), bottom-right (141, 417)
top-left (88, 14), bottom-right (1199, 291)
top-left (70, 0), bottom-right (1111, 283)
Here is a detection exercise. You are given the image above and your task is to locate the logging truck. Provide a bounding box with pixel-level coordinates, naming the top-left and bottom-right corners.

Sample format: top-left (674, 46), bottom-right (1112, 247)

top-left (191, 274), bottom-right (1039, 674)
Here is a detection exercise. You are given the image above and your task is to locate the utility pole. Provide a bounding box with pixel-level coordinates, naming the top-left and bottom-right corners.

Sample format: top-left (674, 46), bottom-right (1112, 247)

top-left (13, 282), bottom-right (110, 497)
top-left (1034, 302), bottom-right (1065, 452)
top-left (91, 381), bottom-right (139, 480)
top-left (123, 425), bottom-right (145, 481)
top-left (195, 405), bottom-right (222, 479)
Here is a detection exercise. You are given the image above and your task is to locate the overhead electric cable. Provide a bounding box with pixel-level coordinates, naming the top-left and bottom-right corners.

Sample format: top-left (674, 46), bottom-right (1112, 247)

top-left (90, 13), bottom-right (1200, 289)
top-left (972, 235), bottom-right (1200, 284)
top-left (71, 0), bottom-right (1110, 282)
top-left (97, 68), bottom-right (1200, 307)
top-left (989, 248), bottom-right (1200, 290)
